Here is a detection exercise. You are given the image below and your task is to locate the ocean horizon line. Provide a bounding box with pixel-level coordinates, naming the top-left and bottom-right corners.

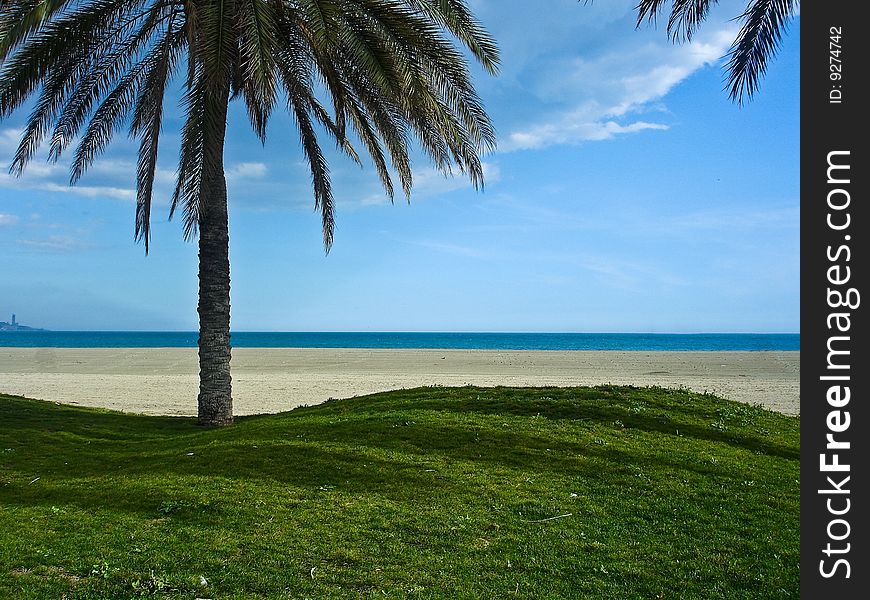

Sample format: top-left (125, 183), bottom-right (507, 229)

top-left (0, 331), bottom-right (800, 351)
top-left (2, 329), bottom-right (800, 335)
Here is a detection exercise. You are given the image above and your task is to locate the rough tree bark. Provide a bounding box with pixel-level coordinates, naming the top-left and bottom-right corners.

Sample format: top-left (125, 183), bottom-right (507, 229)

top-left (196, 89), bottom-right (233, 427)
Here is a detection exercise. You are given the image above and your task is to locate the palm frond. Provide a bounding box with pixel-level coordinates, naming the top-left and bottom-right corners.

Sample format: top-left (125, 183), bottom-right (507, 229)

top-left (0, 1), bottom-right (144, 119)
top-left (198, 0), bottom-right (236, 87)
top-left (3, 0), bottom-right (150, 173)
top-left (672, 0), bottom-right (716, 41)
top-left (131, 14), bottom-right (183, 253)
top-left (631, 0), bottom-right (797, 102)
top-left (726, 0), bottom-right (795, 103)
top-left (49, 2), bottom-right (175, 162)
top-left (640, 0), bottom-right (717, 42)
top-left (171, 64), bottom-right (208, 239)
top-left (237, 0), bottom-right (279, 142)
top-left (634, 0), bottom-right (672, 28)
top-left (3, 0), bottom-right (499, 251)
top-left (69, 32), bottom-right (175, 183)
top-left (408, 0), bottom-right (500, 74)
top-left (0, 0), bottom-right (72, 58)
top-left (290, 96), bottom-right (334, 250)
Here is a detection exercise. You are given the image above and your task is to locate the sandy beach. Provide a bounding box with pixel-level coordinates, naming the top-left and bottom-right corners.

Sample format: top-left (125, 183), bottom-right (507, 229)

top-left (0, 348), bottom-right (800, 416)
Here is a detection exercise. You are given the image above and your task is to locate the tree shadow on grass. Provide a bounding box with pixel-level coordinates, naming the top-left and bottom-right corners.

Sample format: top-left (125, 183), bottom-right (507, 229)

top-left (1, 387), bottom-right (798, 525)
top-left (1, 394), bottom-right (201, 441)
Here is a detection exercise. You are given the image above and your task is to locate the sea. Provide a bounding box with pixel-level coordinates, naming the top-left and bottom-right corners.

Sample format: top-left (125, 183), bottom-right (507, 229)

top-left (0, 331), bottom-right (799, 351)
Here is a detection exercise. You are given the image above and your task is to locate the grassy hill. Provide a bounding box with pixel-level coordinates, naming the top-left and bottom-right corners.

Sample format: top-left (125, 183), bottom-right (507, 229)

top-left (0, 386), bottom-right (799, 599)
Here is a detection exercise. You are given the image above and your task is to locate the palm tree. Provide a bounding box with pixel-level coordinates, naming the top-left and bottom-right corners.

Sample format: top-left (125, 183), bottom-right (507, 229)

top-left (632, 0), bottom-right (798, 102)
top-left (0, 0), bottom-right (498, 426)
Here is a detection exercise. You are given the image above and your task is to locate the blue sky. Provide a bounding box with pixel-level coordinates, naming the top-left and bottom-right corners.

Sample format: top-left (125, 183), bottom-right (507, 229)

top-left (0, 0), bottom-right (799, 332)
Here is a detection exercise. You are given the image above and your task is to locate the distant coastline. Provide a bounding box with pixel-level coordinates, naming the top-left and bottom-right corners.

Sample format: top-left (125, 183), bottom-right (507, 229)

top-left (0, 324), bottom-right (46, 332)
top-left (0, 314), bottom-right (45, 332)
top-left (0, 331), bottom-right (799, 351)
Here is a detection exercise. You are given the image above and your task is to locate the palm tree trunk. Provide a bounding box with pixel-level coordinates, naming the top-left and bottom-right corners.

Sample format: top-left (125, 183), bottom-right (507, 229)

top-left (197, 90), bottom-right (233, 427)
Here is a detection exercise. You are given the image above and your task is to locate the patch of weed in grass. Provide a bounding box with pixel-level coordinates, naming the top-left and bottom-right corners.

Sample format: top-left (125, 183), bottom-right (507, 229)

top-left (157, 500), bottom-right (192, 516)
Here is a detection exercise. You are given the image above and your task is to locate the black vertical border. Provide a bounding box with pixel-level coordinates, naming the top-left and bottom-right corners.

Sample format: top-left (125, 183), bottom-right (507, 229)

top-left (801, 2), bottom-right (867, 597)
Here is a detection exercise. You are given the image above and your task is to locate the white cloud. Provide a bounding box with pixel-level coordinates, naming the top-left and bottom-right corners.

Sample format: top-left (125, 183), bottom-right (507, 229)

top-left (16, 235), bottom-right (95, 253)
top-left (7, 161), bottom-right (64, 178)
top-left (39, 182), bottom-right (135, 201)
top-left (501, 26), bottom-right (737, 151)
top-left (411, 161), bottom-right (501, 196)
top-left (0, 134), bottom-right (174, 207)
top-left (155, 167), bottom-right (177, 186)
top-left (0, 213), bottom-right (20, 226)
top-left (0, 173), bottom-right (135, 201)
top-left (482, 162), bottom-right (501, 183)
top-left (357, 193), bottom-right (391, 207)
top-left (0, 128), bottom-right (23, 153)
top-left (85, 159), bottom-right (136, 176)
top-left (226, 162), bottom-right (268, 180)
top-left (348, 161), bottom-right (501, 207)
top-left (0, 162), bottom-right (136, 201)
top-left (507, 119), bottom-right (668, 150)
top-left (408, 239), bottom-right (490, 259)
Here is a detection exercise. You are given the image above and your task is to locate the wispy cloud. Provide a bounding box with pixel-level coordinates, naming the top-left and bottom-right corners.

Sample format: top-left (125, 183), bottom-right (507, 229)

top-left (575, 253), bottom-right (691, 292)
top-left (414, 162), bottom-right (501, 196)
top-left (0, 131), bottom-right (180, 204)
top-left (0, 128), bottom-right (23, 154)
top-left (350, 162), bottom-right (501, 206)
top-left (0, 172), bottom-right (136, 201)
top-left (506, 119), bottom-right (668, 150)
top-left (0, 213), bottom-right (20, 226)
top-left (226, 161), bottom-right (268, 180)
top-left (406, 239), bottom-right (490, 259)
top-left (501, 26), bottom-right (737, 151)
top-left (0, 148), bottom-right (140, 202)
top-left (16, 235), bottom-right (96, 253)
top-left (468, 194), bottom-right (798, 240)
top-left (85, 159), bottom-right (174, 185)
top-left (39, 181), bottom-right (135, 201)
top-left (659, 206), bottom-right (800, 232)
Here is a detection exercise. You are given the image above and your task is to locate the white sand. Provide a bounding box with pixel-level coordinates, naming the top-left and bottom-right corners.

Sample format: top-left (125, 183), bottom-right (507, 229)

top-left (0, 348), bottom-right (800, 416)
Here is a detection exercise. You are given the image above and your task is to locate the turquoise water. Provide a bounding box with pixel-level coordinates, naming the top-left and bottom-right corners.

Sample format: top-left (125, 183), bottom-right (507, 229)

top-left (0, 331), bottom-right (799, 351)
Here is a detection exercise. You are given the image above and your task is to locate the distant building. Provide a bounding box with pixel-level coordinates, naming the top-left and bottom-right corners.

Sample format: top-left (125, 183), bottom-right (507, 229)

top-left (0, 314), bottom-right (45, 332)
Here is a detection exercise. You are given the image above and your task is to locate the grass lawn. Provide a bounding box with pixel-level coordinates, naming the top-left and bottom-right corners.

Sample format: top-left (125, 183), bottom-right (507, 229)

top-left (0, 386), bottom-right (799, 599)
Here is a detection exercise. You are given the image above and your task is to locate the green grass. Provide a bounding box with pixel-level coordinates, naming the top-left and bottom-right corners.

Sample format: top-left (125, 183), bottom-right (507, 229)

top-left (0, 386), bottom-right (799, 599)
